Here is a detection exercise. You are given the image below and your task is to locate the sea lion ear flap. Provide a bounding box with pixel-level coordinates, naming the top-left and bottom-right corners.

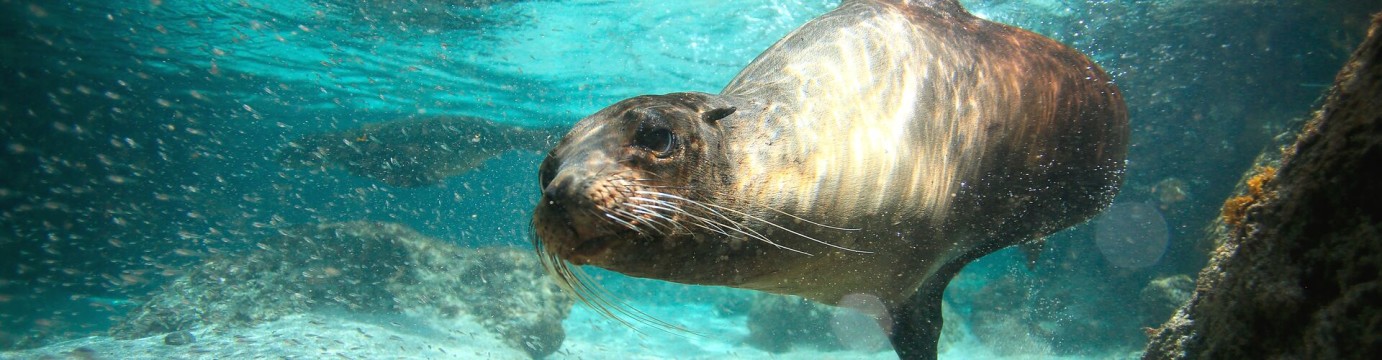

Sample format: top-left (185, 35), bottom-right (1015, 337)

top-left (703, 106), bottom-right (736, 124)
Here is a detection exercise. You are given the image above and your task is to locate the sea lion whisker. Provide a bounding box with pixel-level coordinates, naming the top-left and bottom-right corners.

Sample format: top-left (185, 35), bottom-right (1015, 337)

top-left (679, 216), bottom-right (735, 238)
top-left (639, 184), bottom-right (695, 190)
top-left (629, 193), bottom-right (720, 228)
top-left (668, 198), bottom-right (813, 256)
top-left (581, 205), bottom-right (642, 235)
top-left (606, 210), bottom-right (656, 235)
top-left (616, 207), bottom-right (673, 235)
top-left (625, 204), bottom-right (687, 233)
top-left (530, 209), bottom-right (696, 339)
top-left (626, 196), bottom-right (698, 220)
top-left (601, 210), bottom-right (643, 232)
top-left (631, 197), bottom-right (727, 235)
top-left (630, 198), bottom-right (738, 239)
top-left (627, 195), bottom-right (681, 208)
top-left (533, 212), bottom-right (681, 334)
top-left (632, 193), bottom-right (795, 250)
top-left (534, 247), bottom-right (644, 331)
top-left (711, 216), bottom-right (813, 256)
top-left (763, 207), bottom-right (863, 231)
top-left (683, 191), bottom-right (861, 233)
top-left (552, 253), bottom-right (701, 338)
top-left (725, 205), bottom-right (873, 254)
top-left (630, 195), bottom-right (724, 238)
top-left (637, 191), bottom-right (873, 254)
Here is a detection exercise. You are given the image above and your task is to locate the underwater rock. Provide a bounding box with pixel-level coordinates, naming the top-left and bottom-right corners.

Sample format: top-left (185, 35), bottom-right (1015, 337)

top-left (1138, 274), bottom-right (1194, 326)
top-left (278, 116), bottom-right (564, 187)
top-left (966, 277), bottom-right (1054, 356)
top-left (745, 294), bottom-right (841, 353)
top-left (391, 245), bottom-right (574, 358)
top-left (161, 331), bottom-right (193, 346)
top-left (110, 221), bottom-right (573, 358)
top-left (962, 272), bottom-right (1134, 356)
top-left (1143, 15), bottom-right (1382, 359)
top-left (744, 293), bottom-right (963, 354)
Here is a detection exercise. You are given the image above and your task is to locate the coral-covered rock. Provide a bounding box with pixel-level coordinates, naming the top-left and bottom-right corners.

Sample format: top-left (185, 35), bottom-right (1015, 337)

top-left (111, 221), bottom-right (573, 358)
top-left (1138, 274), bottom-right (1194, 325)
top-left (1144, 15), bottom-right (1382, 359)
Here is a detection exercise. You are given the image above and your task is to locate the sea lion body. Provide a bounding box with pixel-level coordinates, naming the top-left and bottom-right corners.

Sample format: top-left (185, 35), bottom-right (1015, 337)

top-left (533, 0), bottom-right (1127, 358)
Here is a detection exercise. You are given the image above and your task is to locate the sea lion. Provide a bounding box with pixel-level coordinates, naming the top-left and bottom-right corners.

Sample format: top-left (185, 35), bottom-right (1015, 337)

top-left (278, 116), bottom-right (564, 187)
top-left (531, 0), bottom-right (1127, 359)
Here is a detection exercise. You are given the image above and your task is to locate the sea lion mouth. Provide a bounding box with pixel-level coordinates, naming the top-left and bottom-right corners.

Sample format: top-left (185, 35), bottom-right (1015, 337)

top-left (567, 234), bottom-right (616, 264)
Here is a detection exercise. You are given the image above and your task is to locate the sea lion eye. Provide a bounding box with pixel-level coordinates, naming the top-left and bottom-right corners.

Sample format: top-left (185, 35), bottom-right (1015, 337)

top-left (634, 125), bottom-right (677, 158)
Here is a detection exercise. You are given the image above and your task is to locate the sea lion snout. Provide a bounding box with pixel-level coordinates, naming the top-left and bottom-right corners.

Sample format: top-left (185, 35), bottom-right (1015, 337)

top-left (535, 159), bottom-right (629, 264)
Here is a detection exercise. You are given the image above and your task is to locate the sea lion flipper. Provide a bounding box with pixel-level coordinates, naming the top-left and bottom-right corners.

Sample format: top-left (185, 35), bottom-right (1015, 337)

top-left (888, 277), bottom-right (947, 360)
top-left (887, 248), bottom-right (978, 360)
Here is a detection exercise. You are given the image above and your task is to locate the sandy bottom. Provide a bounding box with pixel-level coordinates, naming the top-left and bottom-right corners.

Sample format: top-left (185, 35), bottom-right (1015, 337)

top-left (1, 301), bottom-right (1134, 360)
top-left (552, 302), bottom-right (899, 360)
top-left (554, 302), bottom-right (1122, 360)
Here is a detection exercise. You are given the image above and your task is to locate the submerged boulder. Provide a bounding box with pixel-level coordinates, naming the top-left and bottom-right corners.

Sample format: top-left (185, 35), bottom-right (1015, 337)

top-left (745, 294), bottom-right (842, 353)
top-left (1144, 15), bottom-right (1382, 359)
top-left (111, 221), bottom-right (573, 358)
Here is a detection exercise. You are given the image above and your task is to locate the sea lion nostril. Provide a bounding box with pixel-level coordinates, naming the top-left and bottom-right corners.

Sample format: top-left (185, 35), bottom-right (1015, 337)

top-left (541, 174), bottom-right (573, 204)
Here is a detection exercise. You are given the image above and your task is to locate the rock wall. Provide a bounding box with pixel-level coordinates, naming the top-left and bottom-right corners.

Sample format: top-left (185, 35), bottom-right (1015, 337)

top-left (1143, 14), bottom-right (1382, 359)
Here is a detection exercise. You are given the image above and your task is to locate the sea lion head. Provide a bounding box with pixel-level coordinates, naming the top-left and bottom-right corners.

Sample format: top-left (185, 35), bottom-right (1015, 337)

top-left (533, 92), bottom-right (740, 282)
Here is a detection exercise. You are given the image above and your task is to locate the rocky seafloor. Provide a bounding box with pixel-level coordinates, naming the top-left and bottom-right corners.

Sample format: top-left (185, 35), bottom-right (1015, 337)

top-left (0, 219), bottom-right (1091, 360)
top-left (0, 220), bottom-right (918, 360)
top-left (4, 221), bottom-right (575, 359)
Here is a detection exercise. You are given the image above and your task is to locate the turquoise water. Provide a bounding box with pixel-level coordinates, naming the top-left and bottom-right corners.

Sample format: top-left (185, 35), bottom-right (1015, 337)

top-left (0, 0), bottom-right (1370, 358)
